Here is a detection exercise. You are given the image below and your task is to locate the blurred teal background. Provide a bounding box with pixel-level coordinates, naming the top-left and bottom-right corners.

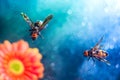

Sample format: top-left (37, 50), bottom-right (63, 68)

top-left (0, 0), bottom-right (120, 80)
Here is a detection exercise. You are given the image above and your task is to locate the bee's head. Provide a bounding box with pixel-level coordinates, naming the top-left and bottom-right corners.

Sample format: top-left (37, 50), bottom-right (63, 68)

top-left (35, 21), bottom-right (42, 27)
top-left (103, 52), bottom-right (108, 57)
top-left (84, 50), bottom-right (89, 57)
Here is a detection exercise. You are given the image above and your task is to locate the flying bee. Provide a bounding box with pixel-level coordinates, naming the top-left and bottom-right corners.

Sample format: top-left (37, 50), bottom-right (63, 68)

top-left (21, 12), bottom-right (53, 40)
top-left (84, 36), bottom-right (110, 65)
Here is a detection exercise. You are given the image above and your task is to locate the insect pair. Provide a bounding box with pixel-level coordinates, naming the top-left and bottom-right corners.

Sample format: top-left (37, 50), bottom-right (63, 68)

top-left (84, 36), bottom-right (110, 65)
top-left (21, 12), bottom-right (110, 65)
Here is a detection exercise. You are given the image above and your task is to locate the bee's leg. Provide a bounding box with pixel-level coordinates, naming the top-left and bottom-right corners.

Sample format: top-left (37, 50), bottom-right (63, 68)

top-left (99, 58), bottom-right (104, 61)
top-left (94, 57), bottom-right (101, 62)
top-left (92, 57), bottom-right (96, 66)
top-left (88, 57), bottom-right (91, 61)
top-left (30, 32), bottom-right (32, 35)
top-left (92, 57), bottom-right (95, 63)
top-left (39, 32), bottom-right (44, 39)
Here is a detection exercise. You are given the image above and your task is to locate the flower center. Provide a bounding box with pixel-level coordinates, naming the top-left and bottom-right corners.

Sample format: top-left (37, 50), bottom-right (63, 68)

top-left (8, 59), bottom-right (24, 75)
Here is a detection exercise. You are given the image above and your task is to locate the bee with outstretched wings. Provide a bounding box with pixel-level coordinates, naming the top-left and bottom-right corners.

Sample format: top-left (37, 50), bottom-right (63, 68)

top-left (84, 36), bottom-right (110, 65)
top-left (21, 12), bottom-right (53, 40)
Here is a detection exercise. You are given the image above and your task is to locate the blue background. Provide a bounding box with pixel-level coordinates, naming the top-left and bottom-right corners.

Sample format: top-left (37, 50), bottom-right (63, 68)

top-left (0, 0), bottom-right (120, 80)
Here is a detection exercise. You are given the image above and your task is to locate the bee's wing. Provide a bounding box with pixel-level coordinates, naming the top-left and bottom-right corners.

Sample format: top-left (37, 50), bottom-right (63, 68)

top-left (100, 58), bottom-right (111, 66)
top-left (95, 57), bottom-right (111, 66)
top-left (21, 12), bottom-right (34, 29)
top-left (40, 14), bottom-right (53, 30)
top-left (93, 36), bottom-right (104, 50)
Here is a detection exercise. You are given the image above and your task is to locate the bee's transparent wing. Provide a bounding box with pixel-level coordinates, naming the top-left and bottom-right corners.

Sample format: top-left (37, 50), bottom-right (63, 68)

top-left (102, 59), bottom-right (110, 66)
top-left (93, 36), bottom-right (104, 50)
top-left (40, 14), bottom-right (53, 30)
top-left (95, 57), bottom-right (111, 66)
top-left (21, 12), bottom-right (34, 29)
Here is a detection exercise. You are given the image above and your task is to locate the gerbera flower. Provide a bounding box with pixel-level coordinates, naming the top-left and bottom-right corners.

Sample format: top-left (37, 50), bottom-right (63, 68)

top-left (0, 40), bottom-right (44, 80)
